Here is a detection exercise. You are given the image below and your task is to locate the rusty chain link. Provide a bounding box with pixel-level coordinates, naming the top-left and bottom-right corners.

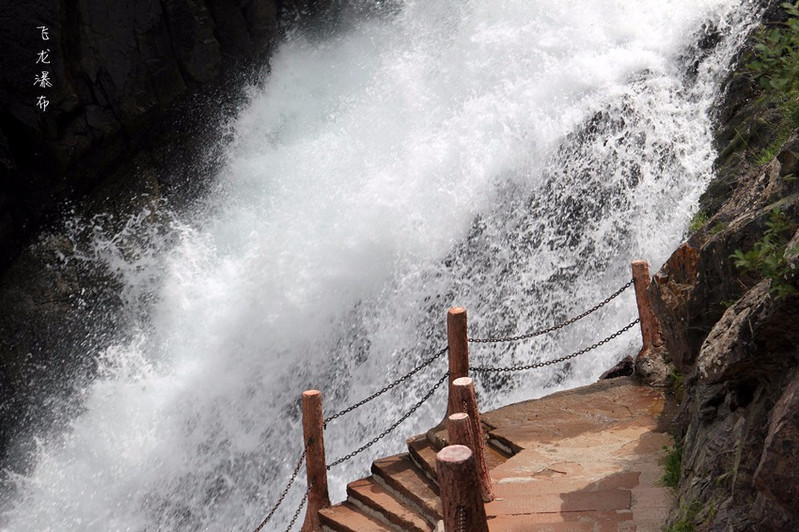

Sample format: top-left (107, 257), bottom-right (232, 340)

top-left (283, 485), bottom-right (309, 532)
top-left (471, 318), bottom-right (639, 373)
top-left (323, 346), bottom-right (448, 426)
top-left (252, 450), bottom-right (306, 532)
top-left (456, 506), bottom-right (467, 532)
top-left (468, 279), bottom-right (634, 344)
top-left (326, 371), bottom-right (449, 469)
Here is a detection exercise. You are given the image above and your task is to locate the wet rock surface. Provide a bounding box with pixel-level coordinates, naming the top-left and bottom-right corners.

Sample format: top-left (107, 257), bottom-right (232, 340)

top-left (752, 371), bottom-right (799, 530)
top-left (0, 0), bottom-right (339, 273)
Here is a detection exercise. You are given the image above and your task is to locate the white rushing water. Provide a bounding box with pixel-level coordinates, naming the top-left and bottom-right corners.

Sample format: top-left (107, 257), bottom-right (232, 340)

top-left (2, 0), bottom-right (761, 530)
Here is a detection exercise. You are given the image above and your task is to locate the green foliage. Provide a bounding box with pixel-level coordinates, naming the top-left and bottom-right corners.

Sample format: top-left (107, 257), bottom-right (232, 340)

top-left (755, 128), bottom-right (793, 165)
top-left (666, 519), bottom-right (696, 532)
top-left (746, 1), bottom-right (799, 92)
top-left (710, 221), bottom-right (727, 236)
top-left (688, 211), bottom-right (708, 234)
top-left (732, 208), bottom-right (798, 298)
top-left (665, 500), bottom-right (702, 532)
top-left (661, 444), bottom-right (683, 490)
top-left (744, 2), bottom-right (799, 165)
top-left (752, 99), bottom-right (799, 164)
top-left (667, 368), bottom-right (685, 402)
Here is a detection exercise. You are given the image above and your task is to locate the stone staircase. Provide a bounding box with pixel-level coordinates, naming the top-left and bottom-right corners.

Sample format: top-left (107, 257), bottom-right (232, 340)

top-left (319, 424), bottom-right (511, 532)
top-left (317, 377), bottom-right (676, 532)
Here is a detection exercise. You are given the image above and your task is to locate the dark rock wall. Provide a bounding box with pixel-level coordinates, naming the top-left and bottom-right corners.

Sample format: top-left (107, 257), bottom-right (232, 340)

top-left (648, 2), bottom-right (799, 528)
top-left (0, 0), bottom-right (335, 273)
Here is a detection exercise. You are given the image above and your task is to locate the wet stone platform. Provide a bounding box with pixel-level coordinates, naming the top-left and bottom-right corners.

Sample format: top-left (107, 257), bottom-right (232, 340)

top-left (318, 377), bottom-right (676, 532)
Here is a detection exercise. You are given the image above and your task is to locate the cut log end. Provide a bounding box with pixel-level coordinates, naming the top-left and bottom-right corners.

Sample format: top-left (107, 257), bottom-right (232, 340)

top-left (453, 376), bottom-right (473, 387)
top-left (437, 444), bottom-right (472, 464)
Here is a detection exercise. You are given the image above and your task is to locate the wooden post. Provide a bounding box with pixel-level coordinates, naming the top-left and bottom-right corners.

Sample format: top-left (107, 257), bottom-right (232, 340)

top-left (301, 390), bottom-right (329, 532)
top-left (436, 445), bottom-right (489, 532)
top-left (447, 412), bottom-right (473, 447)
top-left (631, 260), bottom-right (663, 358)
top-left (446, 307), bottom-right (469, 419)
top-left (452, 377), bottom-right (494, 502)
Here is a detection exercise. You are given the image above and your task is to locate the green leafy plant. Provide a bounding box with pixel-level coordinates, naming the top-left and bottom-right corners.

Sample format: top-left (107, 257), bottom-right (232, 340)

top-left (710, 221), bottom-right (727, 236)
top-left (666, 519), bottom-right (696, 532)
top-left (732, 208), bottom-right (798, 298)
top-left (743, 2), bottom-right (799, 165)
top-left (755, 128), bottom-right (794, 165)
top-left (660, 444), bottom-right (683, 490)
top-left (746, 1), bottom-right (799, 91)
top-left (665, 500), bottom-right (702, 532)
top-left (667, 368), bottom-right (685, 403)
top-left (688, 210), bottom-right (709, 234)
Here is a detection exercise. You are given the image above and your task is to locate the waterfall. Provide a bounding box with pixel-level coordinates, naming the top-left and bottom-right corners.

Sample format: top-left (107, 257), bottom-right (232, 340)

top-left (1, 0), bottom-right (761, 530)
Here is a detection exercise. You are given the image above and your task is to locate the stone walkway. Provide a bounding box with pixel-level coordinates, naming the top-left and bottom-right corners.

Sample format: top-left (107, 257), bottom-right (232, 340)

top-left (478, 377), bottom-right (675, 531)
top-left (318, 377), bottom-right (676, 531)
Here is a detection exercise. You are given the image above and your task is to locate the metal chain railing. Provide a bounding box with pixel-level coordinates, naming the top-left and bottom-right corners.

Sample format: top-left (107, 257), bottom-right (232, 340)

top-left (252, 450), bottom-right (306, 532)
top-left (326, 371), bottom-right (450, 470)
top-left (252, 349), bottom-right (447, 531)
top-left (253, 273), bottom-right (644, 531)
top-left (324, 346), bottom-right (448, 426)
top-left (471, 318), bottom-right (640, 373)
top-left (283, 485), bottom-right (309, 532)
top-left (469, 278), bottom-right (634, 344)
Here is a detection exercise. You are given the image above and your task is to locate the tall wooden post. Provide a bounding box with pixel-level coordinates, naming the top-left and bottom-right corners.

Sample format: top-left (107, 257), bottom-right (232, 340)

top-left (446, 307), bottom-right (469, 418)
top-left (452, 377), bottom-right (494, 501)
top-left (301, 390), bottom-right (329, 532)
top-left (436, 445), bottom-right (489, 532)
top-left (631, 260), bottom-right (663, 358)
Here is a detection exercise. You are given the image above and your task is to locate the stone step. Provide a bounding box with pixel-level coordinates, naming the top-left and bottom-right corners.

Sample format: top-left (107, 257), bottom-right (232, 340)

top-left (347, 477), bottom-right (432, 532)
top-left (486, 486), bottom-right (632, 515)
top-left (371, 453), bottom-right (442, 527)
top-left (487, 510), bottom-right (635, 531)
top-left (484, 440), bottom-right (513, 470)
top-left (319, 501), bottom-right (394, 532)
top-left (487, 433), bottom-right (522, 456)
top-left (420, 425), bottom-right (512, 472)
top-left (407, 435), bottom-right (439, 484)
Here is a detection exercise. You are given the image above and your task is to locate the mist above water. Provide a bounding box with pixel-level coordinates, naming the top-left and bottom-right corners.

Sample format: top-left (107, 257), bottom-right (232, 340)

top-left (2, 1), bottom-right (760, 530)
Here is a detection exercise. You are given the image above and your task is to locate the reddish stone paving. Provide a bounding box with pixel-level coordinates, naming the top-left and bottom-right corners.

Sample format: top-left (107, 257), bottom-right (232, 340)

top-left (319, 377), bottom-right (676, 532)
top-left (479, 377), bottom-right (674, 531)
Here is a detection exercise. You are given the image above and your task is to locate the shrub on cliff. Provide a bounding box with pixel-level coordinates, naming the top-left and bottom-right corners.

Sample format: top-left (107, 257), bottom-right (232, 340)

top-left (747, 1), bottom-right (799, 91)
top-left (732, 207), bottom-right (798, 298)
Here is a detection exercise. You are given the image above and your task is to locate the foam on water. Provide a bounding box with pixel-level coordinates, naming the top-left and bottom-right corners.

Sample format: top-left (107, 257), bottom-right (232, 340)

top-left (2, 0), bottom-right (761, 529)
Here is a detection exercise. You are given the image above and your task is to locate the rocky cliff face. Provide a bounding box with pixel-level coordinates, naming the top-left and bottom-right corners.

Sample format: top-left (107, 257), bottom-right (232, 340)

top-left (647, 3), bottom-right (799, 528)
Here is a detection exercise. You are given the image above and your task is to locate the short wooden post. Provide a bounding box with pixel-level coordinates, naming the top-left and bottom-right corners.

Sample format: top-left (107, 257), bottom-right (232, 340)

top-left (452, 377), bottom-right (493, 501)
top-left (631, 260), bottom-right (663, 358)
top-left (447, 412), bottom-right (473, 447)
top-left (436, 445), bottom-right (489, 532)
top-left (446, 307), bottom-right (469, 418)
top-left (301, 390), bottom-right (329, 532)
